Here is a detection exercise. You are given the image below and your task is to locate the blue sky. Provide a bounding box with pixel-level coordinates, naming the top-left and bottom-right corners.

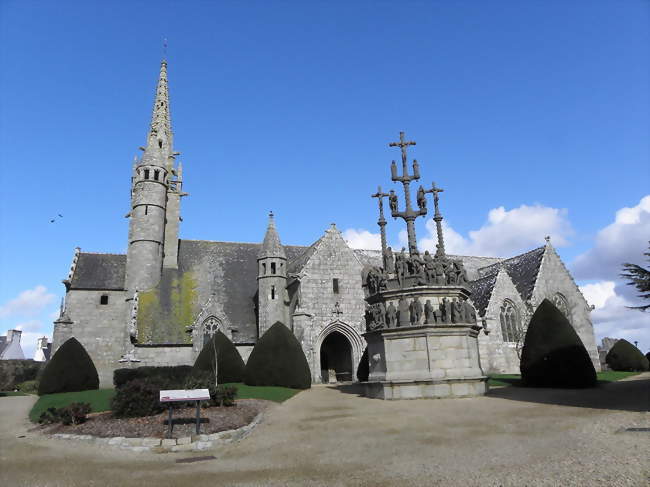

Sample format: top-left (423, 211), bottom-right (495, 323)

top-left (1, 0), bottom-right (649, 357)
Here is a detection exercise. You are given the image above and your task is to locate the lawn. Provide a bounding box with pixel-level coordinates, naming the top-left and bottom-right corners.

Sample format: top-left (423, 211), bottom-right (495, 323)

top-left (29, 389), bottom-right (115, 422)
top-left (29, 383), bottom-right (301, 422)
top-left (488, 371), bottom-right (644, 388)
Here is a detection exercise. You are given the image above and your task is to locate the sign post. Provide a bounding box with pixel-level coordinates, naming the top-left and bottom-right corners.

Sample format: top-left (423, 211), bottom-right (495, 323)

top-left (160, 389), bottom-right (210, 438)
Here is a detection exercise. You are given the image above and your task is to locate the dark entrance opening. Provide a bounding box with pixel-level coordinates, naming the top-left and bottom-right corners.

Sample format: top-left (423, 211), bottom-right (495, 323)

top-left (320, 331), bottom-right (353, 383)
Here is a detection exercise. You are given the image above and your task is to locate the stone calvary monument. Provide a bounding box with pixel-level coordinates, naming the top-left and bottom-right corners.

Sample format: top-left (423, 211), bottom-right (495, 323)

top-left (362, 132), bottom-right (487, 399)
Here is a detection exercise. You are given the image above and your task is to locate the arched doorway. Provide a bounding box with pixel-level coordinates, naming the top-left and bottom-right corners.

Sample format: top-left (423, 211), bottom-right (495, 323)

top-left (320, 331), bottom-right (353, 383)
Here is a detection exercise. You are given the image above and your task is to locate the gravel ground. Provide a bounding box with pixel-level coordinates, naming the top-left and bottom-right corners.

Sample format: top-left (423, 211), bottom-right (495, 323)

top-left (40, 399), bottom-right (269, 439)
top-left (1, 374), bottom-right (649, 487)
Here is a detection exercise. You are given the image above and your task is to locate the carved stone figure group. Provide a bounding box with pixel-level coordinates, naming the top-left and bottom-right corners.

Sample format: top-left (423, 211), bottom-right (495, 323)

top-left (366, 247), bottom-right (469, 294)
top-left (365, 295), bottom-right (477, 331)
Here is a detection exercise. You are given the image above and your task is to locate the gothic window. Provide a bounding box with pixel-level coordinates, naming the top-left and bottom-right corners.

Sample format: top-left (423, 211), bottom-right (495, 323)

top-left (271, 285), bottom-right (276, 300)
top-left (100, 295), bottom-right (109, 305)
top-left (144, 169), bottom-right (150, 179)
top-left (552, 293), bottom-right (570, 318)
top-left (271, 262), bottom-right (276, 274)
top-left (262, 263), bottom-right (267, 275)
top-left (202, 316), bottom-right (220, 346)
top-left (154, 170), bottom-right (160, 181)
top-left (499, 300), bottom-right (521, 342)
top-left (333, 278), bottom-right (339, 294)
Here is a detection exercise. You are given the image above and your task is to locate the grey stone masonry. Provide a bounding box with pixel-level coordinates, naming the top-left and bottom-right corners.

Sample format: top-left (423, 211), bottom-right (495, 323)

top-left (257, 213), bottom-right (288, 337)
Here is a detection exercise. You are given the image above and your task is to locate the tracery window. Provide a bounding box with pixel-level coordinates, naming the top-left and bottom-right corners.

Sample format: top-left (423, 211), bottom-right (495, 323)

top-left (499, 300), bottom-right (521, 342)
top-left (202, 316), bottom-right (221, 345)
top-left (552, 293), bottom-right (570, 319)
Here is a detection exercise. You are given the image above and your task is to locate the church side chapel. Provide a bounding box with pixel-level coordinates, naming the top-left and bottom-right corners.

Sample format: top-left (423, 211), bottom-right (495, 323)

top-left (51, 60), bottom-right (600, 388)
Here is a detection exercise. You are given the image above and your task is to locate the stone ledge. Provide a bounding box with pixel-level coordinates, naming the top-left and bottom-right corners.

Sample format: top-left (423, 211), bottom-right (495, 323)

top-left (45, 412), bottom-right (265, 454)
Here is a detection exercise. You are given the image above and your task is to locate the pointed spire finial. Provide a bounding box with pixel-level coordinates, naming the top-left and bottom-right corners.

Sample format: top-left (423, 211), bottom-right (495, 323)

top-left (259, 211), bottom-right (285, 259)
top-left (142, 58), bottom-right (173, 165)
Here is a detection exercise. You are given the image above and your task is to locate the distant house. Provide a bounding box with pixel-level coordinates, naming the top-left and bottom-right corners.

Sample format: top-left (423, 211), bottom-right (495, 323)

top-left (33, 336), bottom-right (52, 362)
top-left (0, 330), bottom-right (25, 360)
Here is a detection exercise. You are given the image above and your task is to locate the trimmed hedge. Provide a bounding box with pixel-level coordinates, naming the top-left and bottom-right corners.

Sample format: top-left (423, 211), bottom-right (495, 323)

top-left (191, 331), bottom-right (245, 384)
top-left (605, 339), bottom-right (649, 372)
top-left (244, 322), bottom-right (311, 389)
top-left (38, 338), bottom-right (99, 395)
top-left (0, 359), bottom-right (43, 391)
top-left (356, 347), bottom-right (369, 382)
top-left (113, 365), bottom-right (192, 389)
top-left (520, 299), bottom-right (597, 388)
top-left (111, 379), bottom-right (165, 418)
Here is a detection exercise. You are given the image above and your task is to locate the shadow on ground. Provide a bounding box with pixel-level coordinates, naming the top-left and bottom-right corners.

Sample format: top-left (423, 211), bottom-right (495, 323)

top-left (332, 378), bottom-right (650, 412)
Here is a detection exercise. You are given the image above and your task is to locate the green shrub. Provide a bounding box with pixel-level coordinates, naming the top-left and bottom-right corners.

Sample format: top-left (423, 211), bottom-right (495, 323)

top-left (184, 372), bottom-right (237, 407)
top-left (38, 402), bottom-right (91, 425)
top-left (0, 360), bottom-right (43, 391)
top-left (356, 347), bottom-right (369, 382)
top-left (606, 339), bottom-right (650, 372)
top-left (520, 299), bottom-right (597, 388)
top-left (38, 338), bottom-right (99, 396)
top-left (244, 322), bottom-right (311, 389)
top-left (646, 352), bottom-right (650, 364)
top-left (16, 380), bottom-right (39, 394)
top-left (110, 379), bottom-right (165, 418)
top-left (191, 331), bottom-right (245, 384)
top-left (113, 365), bottom-right (192, 389)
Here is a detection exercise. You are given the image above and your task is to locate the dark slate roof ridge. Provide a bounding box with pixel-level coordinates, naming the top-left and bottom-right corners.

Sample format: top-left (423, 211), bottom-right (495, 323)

top-left (477, 246), bottom-right (545, 276)
top-left (180, 238), bottom-right (307, 250)
top-left (286, 236), bottom-right (325, 274)
top-left (78, 251), bottom-right (126, 256)
top-left (466, 272), bottom-right (498, 317)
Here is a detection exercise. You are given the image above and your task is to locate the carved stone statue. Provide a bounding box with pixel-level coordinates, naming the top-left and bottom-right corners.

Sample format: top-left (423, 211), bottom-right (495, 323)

top-left (451, 299), bottom-right (464, 323)
top-left (433, 259), bottom-right (446, 285)
top-left (384, 246), bottom-right (395, 274)
top-left (410, 297), bottom-right (423, 326)
top-left (386, 301), bottom-right (397, 328)
top-left (417, 185), bottom-right (427, 210)
top-left (389, 190), bottom-right (398, 213)
top-left (396, 248), bottom-right (408, 288)
top-left (445, 259), bottom-right (457, 285)
top-left (410, 251), bottom-right (426, 285)
top-left (424, 250), bottom-right (435, 284)
top-left (374, 302), bottom-right (386, 328)
top-left (424, 299), bottom-right (435, 324)
top-left (455, 260), bottom-right (469, 285)
top-left (440, 297), bottom-right (451, 324)
top-left (398, 296), bottom-right (410, 327)
top-left (462, 298), bottom-right (477, 324)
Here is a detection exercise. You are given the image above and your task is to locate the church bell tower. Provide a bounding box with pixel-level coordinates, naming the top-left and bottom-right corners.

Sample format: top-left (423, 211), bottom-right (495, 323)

top-left (125, 59), bottom-right (182, 296)
top-left (257, 212), bottom-right (288, 337)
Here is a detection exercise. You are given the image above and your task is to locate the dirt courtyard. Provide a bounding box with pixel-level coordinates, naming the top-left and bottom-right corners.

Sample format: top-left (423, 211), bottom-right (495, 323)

top-left (1, 375), bottom-right (649, 487)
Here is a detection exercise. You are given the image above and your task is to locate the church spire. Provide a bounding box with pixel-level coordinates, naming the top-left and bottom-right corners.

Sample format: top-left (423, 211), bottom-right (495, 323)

top-left (142, 59), bottom-right (173, 166)
top-left (258, 211), bottom-right (286, 259)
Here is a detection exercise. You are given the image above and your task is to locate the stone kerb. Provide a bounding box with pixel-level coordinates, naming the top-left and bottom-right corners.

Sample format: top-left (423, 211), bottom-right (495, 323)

top-left (47, 412), bottom-right (264, 454)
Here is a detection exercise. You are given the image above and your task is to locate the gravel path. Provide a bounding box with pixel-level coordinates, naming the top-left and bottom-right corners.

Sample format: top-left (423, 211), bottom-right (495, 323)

top-left (1, 375), bottom-right (649, 486)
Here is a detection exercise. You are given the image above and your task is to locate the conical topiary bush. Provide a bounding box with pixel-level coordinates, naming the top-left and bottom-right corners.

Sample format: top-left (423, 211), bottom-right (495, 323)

top-left (191, 330), bottom-right (245, 383)
top-left (244, 322), bottom-right (311, 389)
top-left (606, 339), bottom-right (649, 372)
top-left (520, 299), bottom-right (597, 388)
top-left (38, 337), bottom-right (99, 395)
top-left (356, 347), bottom-right (369, 382)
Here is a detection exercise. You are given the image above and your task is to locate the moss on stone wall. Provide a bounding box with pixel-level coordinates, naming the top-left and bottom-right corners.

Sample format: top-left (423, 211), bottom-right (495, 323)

top-left (136, 270), bottom-right (197, 344)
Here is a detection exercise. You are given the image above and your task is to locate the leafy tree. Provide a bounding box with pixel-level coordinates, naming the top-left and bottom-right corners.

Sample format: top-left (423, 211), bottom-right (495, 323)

top-left (620, 241), bottom-right (650, 311)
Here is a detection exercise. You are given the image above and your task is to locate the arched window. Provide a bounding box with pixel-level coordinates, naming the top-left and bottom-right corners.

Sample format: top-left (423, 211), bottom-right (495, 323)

top-left (499, 300), bottom-right (521, 342)
top-left (552, 293), bottom-right (570, 318)
top-left (202, 316), bottom-right (220, 345)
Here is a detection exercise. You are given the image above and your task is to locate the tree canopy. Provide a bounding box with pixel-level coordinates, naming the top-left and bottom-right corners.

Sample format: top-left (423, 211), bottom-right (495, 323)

top-left (620, 241), bottom-right (650, 311)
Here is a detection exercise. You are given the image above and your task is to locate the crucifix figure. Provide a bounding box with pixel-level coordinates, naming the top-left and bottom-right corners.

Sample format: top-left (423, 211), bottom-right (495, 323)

top-left (388, 131), bottom-right (427, 255)
top-left (424, 181), bottom-right (446, 258)
top-left (333, 301), bottom-right (343, 317)
top-left (371, 185), bottom-right (390, 269)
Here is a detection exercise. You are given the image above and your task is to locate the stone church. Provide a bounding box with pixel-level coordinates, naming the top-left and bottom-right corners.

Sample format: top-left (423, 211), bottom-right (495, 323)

top-left (52, 60), bottom-right (600, 387)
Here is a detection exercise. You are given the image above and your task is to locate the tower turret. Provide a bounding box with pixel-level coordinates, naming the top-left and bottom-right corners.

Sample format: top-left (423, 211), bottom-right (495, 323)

top-left (257, 212), bottom-right (288, 336)
top-left (125, 59), bottom-right (177, 295)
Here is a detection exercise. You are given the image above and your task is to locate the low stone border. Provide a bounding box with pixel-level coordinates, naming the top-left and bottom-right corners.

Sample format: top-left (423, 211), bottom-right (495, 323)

top-left (48, 412), bottom-right (264, 453)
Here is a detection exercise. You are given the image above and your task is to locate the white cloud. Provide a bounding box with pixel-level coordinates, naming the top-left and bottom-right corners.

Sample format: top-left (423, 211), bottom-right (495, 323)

top-left (572, 195), bottom-right (650, 281)
top-left (0, 285), bottom-right (55, 319)
top-left (342, 228), bottom-right (382, 250)
top-left (14, 320), bottom-right (44, 333)
top-left (420, 204), bottom-right (573, 257)
top-left (579, 280), bottom-right (650, 354)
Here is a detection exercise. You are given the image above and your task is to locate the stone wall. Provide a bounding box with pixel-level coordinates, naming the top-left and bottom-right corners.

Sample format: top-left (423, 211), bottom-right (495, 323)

top-left (54, 289), bottom-right (129, 387)
top-left (477, 270), bottom-right (528, 374)
top-left (235, 345), bottom-right (254, 363)
top-left (293, 226), bottom-right (367, 383)
top-left (132, 345), bottom-right (194, 367)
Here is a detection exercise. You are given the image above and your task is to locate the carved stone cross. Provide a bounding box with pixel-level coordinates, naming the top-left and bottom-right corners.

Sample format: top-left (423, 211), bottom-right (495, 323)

top-left (371, 185), bottom-right (390, 267)
top-left (333, 301), bottom-right (343, 317)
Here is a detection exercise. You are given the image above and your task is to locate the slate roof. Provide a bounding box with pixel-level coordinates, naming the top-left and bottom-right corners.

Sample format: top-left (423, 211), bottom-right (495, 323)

top-left (69, 253), bottom-right (127, 290)
top-left (466, 273), bottom-right (498, 317)
top-left (287, 237), bottom-right (322, 275)
top-left (477, 246), bottom-right (546, 301)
